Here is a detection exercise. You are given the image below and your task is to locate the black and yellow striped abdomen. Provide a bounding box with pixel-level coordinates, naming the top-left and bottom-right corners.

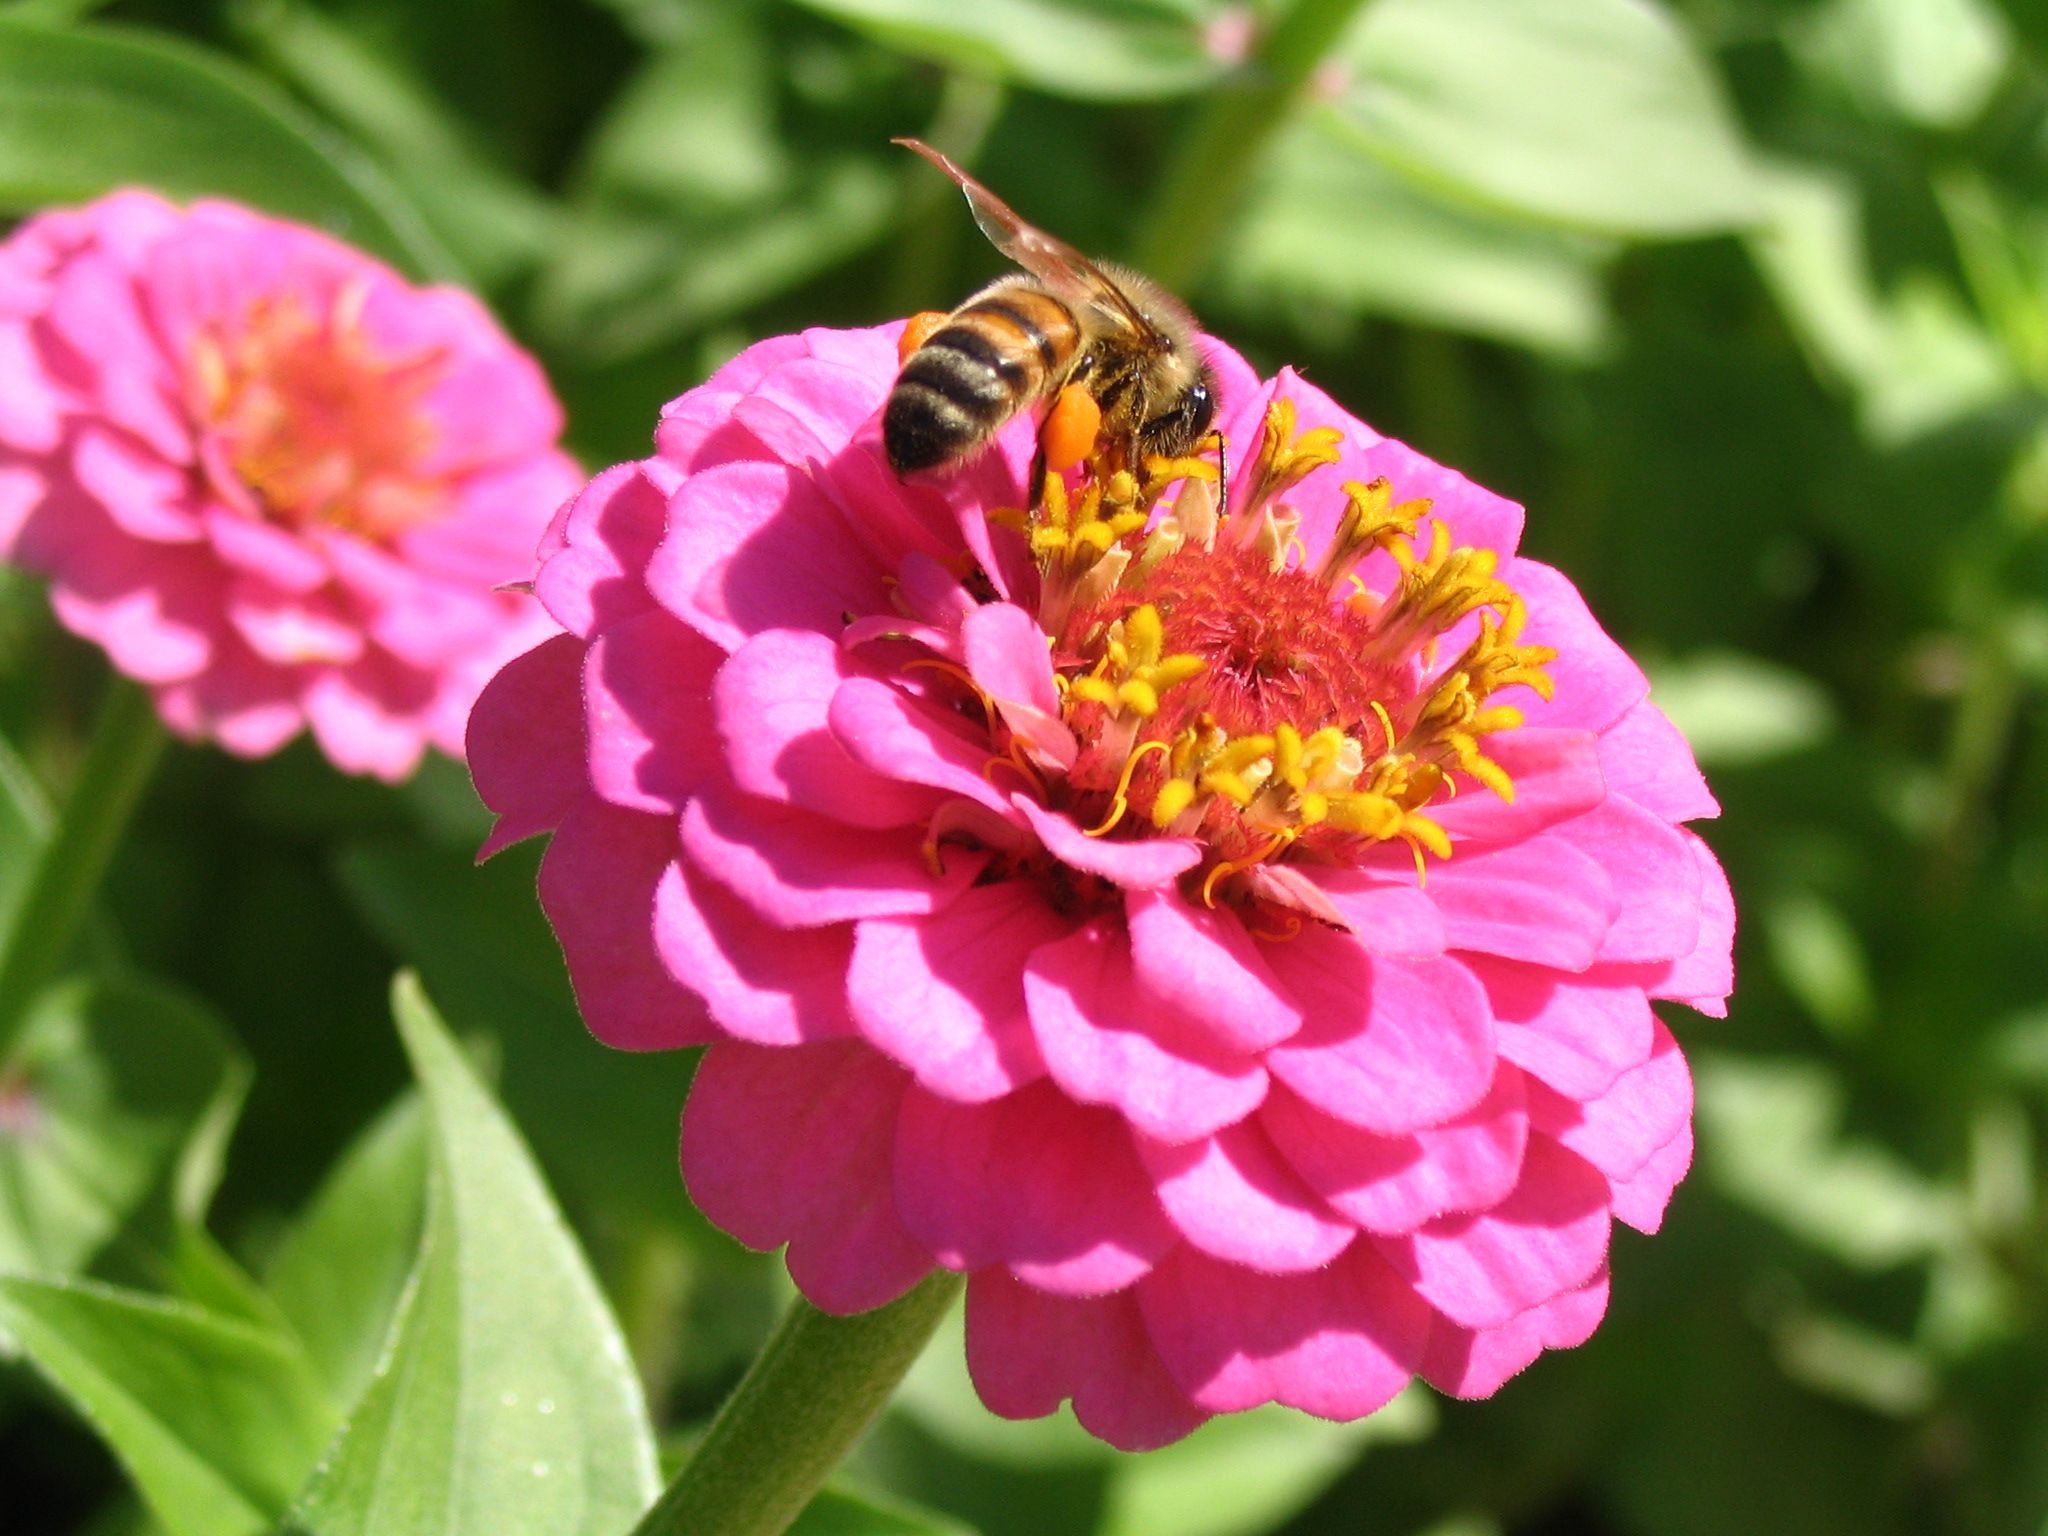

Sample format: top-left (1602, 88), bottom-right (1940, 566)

top-left (885, 282), bottom-right (1081, 473)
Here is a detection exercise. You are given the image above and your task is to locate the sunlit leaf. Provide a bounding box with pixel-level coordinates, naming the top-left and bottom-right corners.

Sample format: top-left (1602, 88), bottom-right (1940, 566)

top-left (1331, 0), bottom-right (1757, 237)
top-left (1218, 117), bottom-right (1614, 358)
top-left (0, 1277), bottom-right (332, 1536)
top-left (227, 0), bottom-right (557, 287)
top-left (263, 1092), bottom-right (426, 1412)
top-left (785, 0), bottom-right (1222, 100)
top-left (1789, 0), bottom-right (2012, 129)
top-left (1695, 1054), bottom-right (1965, 1268)
top-left (1646, 651), bottom-right (1837, 767)
top-left (0, 18), bottom-right (453, 276)
top-left (282, 975), bottom-right (659, 1536)
top-left (0, 979), bottom-right (242, 1280)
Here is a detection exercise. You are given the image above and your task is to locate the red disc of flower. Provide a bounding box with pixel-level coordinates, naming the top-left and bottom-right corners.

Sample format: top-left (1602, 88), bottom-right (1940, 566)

top-left (0, 192), bottom-right (581, 780)
top-left (471, 324), bottom-right (1734, 1450)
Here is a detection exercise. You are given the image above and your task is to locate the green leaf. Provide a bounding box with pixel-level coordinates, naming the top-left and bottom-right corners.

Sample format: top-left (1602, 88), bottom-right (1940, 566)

top-left (1644, 651), bottom-right (1837, 767)
top-left (1789, 0), bottom-right (2012, 130)
top-left (0, 724), bottom-right (51, 942)
top-left (0, 979), bottom-right (243, 1279)
top-left (282, 975), bottom-right (659, 1536)
top-left (0, 1277), bottom-right (333, 1536)
top-left (262, 1092), bottom-right (427, 1412)
top-left (784, 0), bottom-right (1222, 100)
top-left (1218, 117), bottom-right (1614, 358)
top-left (532, 17), bottom-right (898, 362)
top-left (1745, 159), bottom-right (2016, 444)
top-left (333, 840), bottom-right (695, 1233)
top-left (0, 18), bottom-right (453, 277)
top-left (1331, 0), bottom-right (1757, 238)
top-left (1695, 1053), bottom-right (1966, 1269)
top-left (793, 1487), bottom-right (977, 1536)
top-left (227, 0), bottom-right (558, 288)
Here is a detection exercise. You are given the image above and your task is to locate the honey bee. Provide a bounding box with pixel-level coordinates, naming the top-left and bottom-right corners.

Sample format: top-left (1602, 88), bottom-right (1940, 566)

top-left (883, 138), bottom-right (1218, 486)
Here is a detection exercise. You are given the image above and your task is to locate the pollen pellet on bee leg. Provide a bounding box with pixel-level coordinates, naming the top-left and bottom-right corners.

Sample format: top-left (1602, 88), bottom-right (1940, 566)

top-left (1043, 384), bottom-right (1102, 473)
top-left (898, 311), bottom-right (949, 365)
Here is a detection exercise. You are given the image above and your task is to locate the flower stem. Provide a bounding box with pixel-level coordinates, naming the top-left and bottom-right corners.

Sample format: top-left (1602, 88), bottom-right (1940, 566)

top-left (0, 677), bottom-right (165, 1046)
top-left (631, 1269), bottom-right (965, 1536)
top-left (1129, 0), bottom-right (1377, 290)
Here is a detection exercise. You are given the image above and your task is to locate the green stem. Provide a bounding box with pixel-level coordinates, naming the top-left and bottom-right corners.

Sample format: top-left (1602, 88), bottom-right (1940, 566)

top-left (1129, 0), bottom-right (1377, 289)
top-left (632, 1270), bottom-right (964, 1536)
top-left (0, 677), bottom-right (165, 1044)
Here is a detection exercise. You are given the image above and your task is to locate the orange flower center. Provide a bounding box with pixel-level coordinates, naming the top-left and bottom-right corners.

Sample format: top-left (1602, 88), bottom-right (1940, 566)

top-left (193, 283), bottom-right (451, 539)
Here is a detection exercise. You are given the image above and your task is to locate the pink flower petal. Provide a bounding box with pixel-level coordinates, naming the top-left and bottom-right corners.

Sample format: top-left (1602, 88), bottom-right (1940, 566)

top-left (1599, 699), bottom-right (1718, 823)
top-left (48, 537), bottom-right (219, 684)
top-left (961, 602), bottom-right (1078, 769)
top-left (225, 579), bottom-right (363, 666)
top-left (1608, 1124), bottom-right (1692, 1234)
top-left (537, 797), bottom-right (712, 1049)
top-left (1428, 835), bottom-right (1617, 971)
top-left (1528, 1021), bottom-right (1691, 1182)
top-left (1421, 1267), bottom-right (1610, 1399)
top-left (1262, 1072), bottom-right (1528, 1235)
top-left (1475, 956), bottom-right (1656, 1100)
top-left (1378, 1135), bottom-right (1610, 1329)
top-left (1126, 888), bottom-right (1303, 1054)
top-left (714, 629), bottom-right (941, 827)
top-left (1315, 873), bottom-right (1447, 958)
top-left (534, 462), bottom-right (665, 639)
top-left (1027, 920), bottom-right (1269, 1144)
top-left (72, 425), bottom-right (200, 543)
top-left (1264, 932), bottom-right (1496, 1135)
top-left (826, 674), bottom-right (1016, 817)
top-left (470, 634), bottom-right (588, 857)
top-left (1138, 1242), bottom-right (1430, 1418)
top-left (849, 881), bottom-right (1065, 1101)
top-left (1568, 798), bottom-right (1701, 964)
top-left (648, 460), bottom-right (889, 652)
top-left (1434, 728), bottom-right (1605, 845)
top-left (682, 775), bottom-right (983, 928)
top-left (1012, 796), bottom-right (1204, 888)
top-left (1625, 830), bottom-right (1734, 1015)
top-left (683, 1041), bottom-right (933, 1314)
top-left (302, 660), bottom-right (432, 783)
top-left (653, 859), bottom-right (854, 1045)
top-left (1504, 560), bottom-right (1647, 734)
top-left (1138, 1120), bottom-right (1355, 1272)
top-left (966, 1269), bottom-right (1209, 1450)
top-left (895, 1081), bottom-right (1176, 1296)
top-left (586, 606), bottom-right (721, 815)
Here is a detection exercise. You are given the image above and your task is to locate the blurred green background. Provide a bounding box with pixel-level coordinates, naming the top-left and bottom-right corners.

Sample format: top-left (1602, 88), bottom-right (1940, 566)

top-left (2, 0), bottom-right (2046, 1532)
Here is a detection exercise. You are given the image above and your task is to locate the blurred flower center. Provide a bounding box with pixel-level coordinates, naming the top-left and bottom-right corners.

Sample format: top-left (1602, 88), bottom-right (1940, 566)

top-left (193, 283), bottom-right (450, 539)
top-left (960, 401), bottom-right (1557, 924)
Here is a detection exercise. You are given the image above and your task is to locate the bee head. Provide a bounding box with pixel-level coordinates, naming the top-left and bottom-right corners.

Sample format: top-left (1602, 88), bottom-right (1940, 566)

top-left (1138, 367), bottom-right (1218, 459)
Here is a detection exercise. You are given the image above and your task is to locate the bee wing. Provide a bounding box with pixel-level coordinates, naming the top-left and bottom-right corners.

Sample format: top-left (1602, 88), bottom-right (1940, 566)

top-left (894, 137), bottom-right (1162, 347)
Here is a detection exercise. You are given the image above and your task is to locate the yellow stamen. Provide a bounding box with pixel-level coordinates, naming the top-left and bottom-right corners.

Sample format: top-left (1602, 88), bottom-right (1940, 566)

top-left (1086, 739), bottom-right (1171, 837)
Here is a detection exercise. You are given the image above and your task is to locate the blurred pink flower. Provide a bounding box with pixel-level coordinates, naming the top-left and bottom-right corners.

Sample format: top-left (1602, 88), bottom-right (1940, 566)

top-left (0, 191), bottom-right (580, 780)
top-left (472, 323), bottom-right (1734, 1449)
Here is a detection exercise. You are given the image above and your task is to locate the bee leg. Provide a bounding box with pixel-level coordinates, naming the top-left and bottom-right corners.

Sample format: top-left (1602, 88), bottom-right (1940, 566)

top-left (1209, 429), bottom-right (1229, 523)
top-left (1027, 440), bottom-right (1048, 513)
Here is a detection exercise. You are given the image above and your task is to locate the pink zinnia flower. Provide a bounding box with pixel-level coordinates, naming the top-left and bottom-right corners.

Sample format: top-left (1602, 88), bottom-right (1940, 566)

top-left (471, 323), bottom-right (1734, 1449)
top-left (0, 191), bottom-right (580, 780)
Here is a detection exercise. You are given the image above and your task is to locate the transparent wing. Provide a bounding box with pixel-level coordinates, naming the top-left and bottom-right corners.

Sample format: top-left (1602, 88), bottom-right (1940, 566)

top-left (894, 137), bottom-right (1160, 346)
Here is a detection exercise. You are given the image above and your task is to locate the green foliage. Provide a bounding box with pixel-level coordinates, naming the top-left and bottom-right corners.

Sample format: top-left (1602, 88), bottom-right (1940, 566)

top-left (0, 1277), bottom-right (332, 1536)
top-left (284, 976), bottom-right (660, 1536)
top-left (0, 17), bottom-right (450, 275)
top-left (0, 979), bottom-right (244, 1279)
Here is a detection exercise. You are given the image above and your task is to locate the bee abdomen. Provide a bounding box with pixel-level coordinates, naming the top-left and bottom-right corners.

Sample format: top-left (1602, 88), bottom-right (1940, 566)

top-left (885, 292), bottom-right (1076, 473)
